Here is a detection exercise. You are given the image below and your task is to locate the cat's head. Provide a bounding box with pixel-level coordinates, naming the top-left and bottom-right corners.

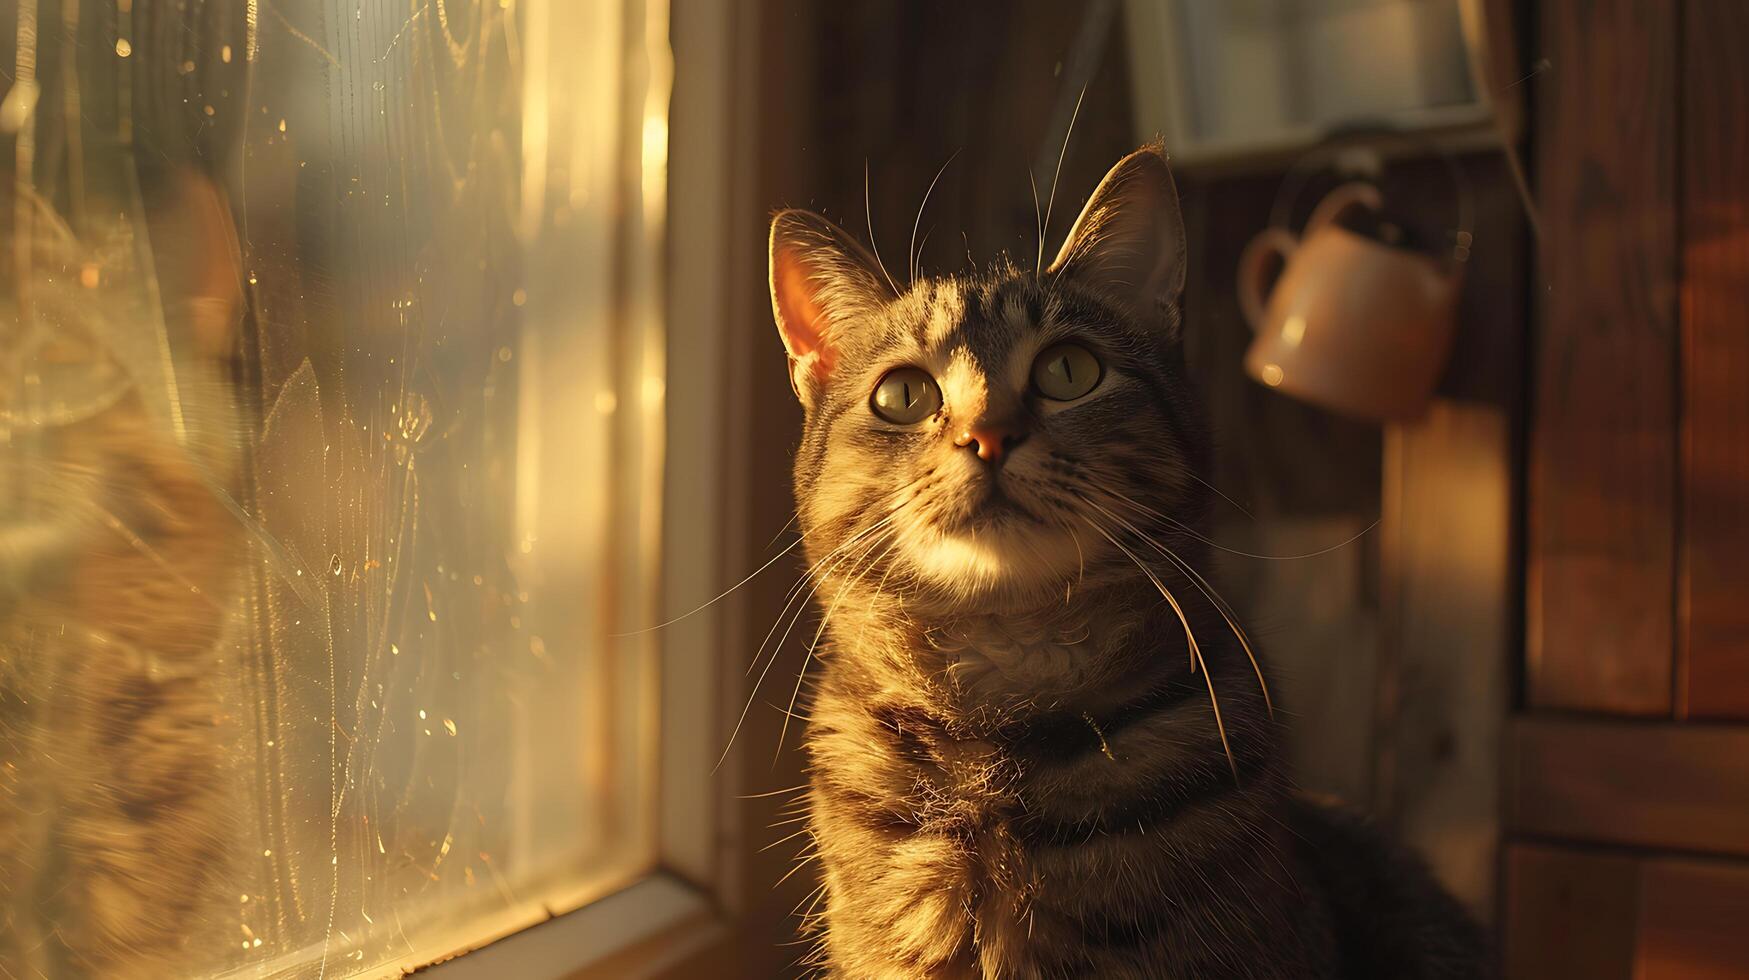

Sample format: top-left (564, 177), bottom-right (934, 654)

top-left (769, 145), bottom-right (1208, 611)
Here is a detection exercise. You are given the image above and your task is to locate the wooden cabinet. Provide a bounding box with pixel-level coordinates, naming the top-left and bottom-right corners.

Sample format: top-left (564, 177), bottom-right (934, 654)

top-left (1507, 847), bottom-right (1749, 980)
top-left (1511, 1), bottom-right (1749, 975)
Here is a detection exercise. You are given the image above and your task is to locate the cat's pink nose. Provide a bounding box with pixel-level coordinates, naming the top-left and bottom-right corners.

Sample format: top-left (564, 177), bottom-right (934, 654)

top-left (955, 423), bottom-right (1027, 463)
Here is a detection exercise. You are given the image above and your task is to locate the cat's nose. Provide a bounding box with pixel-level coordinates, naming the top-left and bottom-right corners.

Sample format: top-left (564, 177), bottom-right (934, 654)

top-left (955, 423), bottom-right (1028, 463)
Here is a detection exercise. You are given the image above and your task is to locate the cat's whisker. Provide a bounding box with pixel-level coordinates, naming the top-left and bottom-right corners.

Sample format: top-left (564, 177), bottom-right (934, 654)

top-left (737, 783), bottom-right (810, 800)
top-left (623, 477), bottom-right (928, 641)
top-left (616, 531), bottom-right (807, 637)
top-left (1081, 511), bottom-right (1198, 669)
top-left (910, 150), bottom-right (959, 285)
top-left (761, 825), bottom-right (816, 853)
top-left (794, 879), bottom-right (830, 920)
top-left (865, 161), bottom-right (901, 296)
top-left (1081, 493), bottom-right (1273, 718)
top-left (1100, 483), bottom-right (1378, 562)
top-left (774, 851), bottom-right (819, 890)
top-left (1182, 471), bottom-right (1255, 521)
top-left (1030, 167), bottom-right (1045, 278)
top-left (1040, 82), bottom-right (1088, 273)
top-left (1191, 649), bottom-right (1240, 783)
top-left (1085, 516), bottom-right (1237, 780)
top-left (725, 476), bottom-right (933, 767)
top-left (775, 529), bottom-right (899, 763)
top-left (748, 479), bottom-right (930, 677)
top-left (720, 511), bottom-right (904, 770)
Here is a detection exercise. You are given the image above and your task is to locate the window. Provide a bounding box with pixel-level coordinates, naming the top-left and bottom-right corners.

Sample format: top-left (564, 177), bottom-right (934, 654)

top-left (1, 0), bottom-right (715, 976)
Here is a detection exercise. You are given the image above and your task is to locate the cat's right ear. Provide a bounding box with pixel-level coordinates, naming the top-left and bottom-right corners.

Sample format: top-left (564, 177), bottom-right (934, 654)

top-left (769, 209), bottom-right (894, 405)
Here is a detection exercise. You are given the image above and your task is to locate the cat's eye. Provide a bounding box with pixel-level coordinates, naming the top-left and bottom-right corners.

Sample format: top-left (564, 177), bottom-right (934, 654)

top-left (1032, 343), bottom-right (1103, 401)
top-left (870, 367), bottom-right (942, 424)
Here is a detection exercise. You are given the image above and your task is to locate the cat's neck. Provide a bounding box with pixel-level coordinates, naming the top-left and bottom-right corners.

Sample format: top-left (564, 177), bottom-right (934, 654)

top-left (823, 571), bottom-right (1207, 732)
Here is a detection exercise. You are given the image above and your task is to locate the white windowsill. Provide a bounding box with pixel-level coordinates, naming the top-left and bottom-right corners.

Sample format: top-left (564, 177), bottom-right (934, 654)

top-left (419, 873), bottom-right (717, 979)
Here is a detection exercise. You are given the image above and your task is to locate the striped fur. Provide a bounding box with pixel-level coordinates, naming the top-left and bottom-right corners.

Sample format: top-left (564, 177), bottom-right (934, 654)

top-left (769, 146), bottom-right (1487, 978)
top-left (2, 188), bottom-right (241, 977)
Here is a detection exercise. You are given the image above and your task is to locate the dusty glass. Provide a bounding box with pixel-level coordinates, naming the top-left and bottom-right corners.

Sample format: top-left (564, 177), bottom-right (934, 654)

top-left (1, 1), bottom-right (666, 976)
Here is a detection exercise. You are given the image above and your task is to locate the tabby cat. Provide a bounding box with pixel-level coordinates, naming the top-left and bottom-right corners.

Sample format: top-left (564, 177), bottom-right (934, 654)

top-left (770, 145), bottom-right (1488, 978)
top-left (1, 178), bottom-right (242, 977)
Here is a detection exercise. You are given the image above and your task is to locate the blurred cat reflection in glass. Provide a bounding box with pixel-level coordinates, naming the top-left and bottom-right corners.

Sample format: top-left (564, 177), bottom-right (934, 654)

top-left (2, 166), bottom-right (245, 974)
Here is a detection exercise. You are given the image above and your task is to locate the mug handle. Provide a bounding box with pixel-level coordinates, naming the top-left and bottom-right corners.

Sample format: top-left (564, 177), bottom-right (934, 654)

top-left (1237, 228), bottom-right (1298, 331)
top-left (1305, 181), bottom-right (1384, 236)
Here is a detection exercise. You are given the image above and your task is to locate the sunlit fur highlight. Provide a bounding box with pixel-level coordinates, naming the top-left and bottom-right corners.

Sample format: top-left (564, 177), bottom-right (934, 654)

top-left (769, 146), bottom-right (1488, 978)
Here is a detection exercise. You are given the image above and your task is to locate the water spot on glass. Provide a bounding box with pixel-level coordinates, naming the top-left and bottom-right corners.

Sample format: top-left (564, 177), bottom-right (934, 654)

top-left (204, 105), bottom-right (216, 117)
top-left (278, 118), bottom-right (287, 133)
top-left (115, 38), bottom-right (133, 58)
top-left (511, 288), bottom-right (527, 307)
top-left (179, 59), bottom-right (195, 74)
top-left (418, 709), bottom-right (427, 720)
top-left (329, 555), bottom-right (343, 576)
top-left (442, 719), bottom-right (457, 737)
top-left (398, 394), bottom-right (432, 443)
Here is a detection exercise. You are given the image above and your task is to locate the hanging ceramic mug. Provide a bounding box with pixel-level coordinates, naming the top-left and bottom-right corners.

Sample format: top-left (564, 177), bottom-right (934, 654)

top-left (1237, 181), bottom-right (1466, 421)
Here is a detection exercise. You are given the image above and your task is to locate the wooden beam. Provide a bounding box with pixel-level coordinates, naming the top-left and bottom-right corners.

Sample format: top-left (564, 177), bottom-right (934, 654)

top-left (1507, 717), bottom-right (1749, 857)
top-left (1527, 0), bottom-right (1679, 714)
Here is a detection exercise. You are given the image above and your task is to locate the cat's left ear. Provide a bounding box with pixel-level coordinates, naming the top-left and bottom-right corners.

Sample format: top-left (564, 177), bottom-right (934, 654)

top-left (1047, 142), bottom-right (1187, 335)
top-left (769, 209), bottom-right (895, 404)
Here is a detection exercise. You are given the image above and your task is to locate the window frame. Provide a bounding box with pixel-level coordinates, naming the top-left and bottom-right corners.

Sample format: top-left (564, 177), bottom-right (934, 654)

top-left (416, 0), bottom-right (769, 975)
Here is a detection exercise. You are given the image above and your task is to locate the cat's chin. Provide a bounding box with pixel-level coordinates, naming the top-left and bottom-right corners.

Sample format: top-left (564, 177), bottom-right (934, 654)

top-left (897, 518), bottom-right (1090, 603)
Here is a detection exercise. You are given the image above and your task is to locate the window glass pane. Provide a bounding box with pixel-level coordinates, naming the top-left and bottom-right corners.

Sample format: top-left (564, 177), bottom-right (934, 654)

top-left (1, 1), bottom-right (665, 976)
top-left (1170, 0), bottom-right (1479, 143)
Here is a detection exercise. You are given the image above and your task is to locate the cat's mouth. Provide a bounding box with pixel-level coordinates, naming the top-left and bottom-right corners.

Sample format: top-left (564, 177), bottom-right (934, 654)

top-left (947, 481), bottom-right (1043, 531)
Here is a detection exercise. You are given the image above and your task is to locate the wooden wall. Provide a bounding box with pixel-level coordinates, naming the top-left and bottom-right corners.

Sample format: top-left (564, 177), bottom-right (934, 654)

top-left (1508, 0), bottom-right (1749, 974)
